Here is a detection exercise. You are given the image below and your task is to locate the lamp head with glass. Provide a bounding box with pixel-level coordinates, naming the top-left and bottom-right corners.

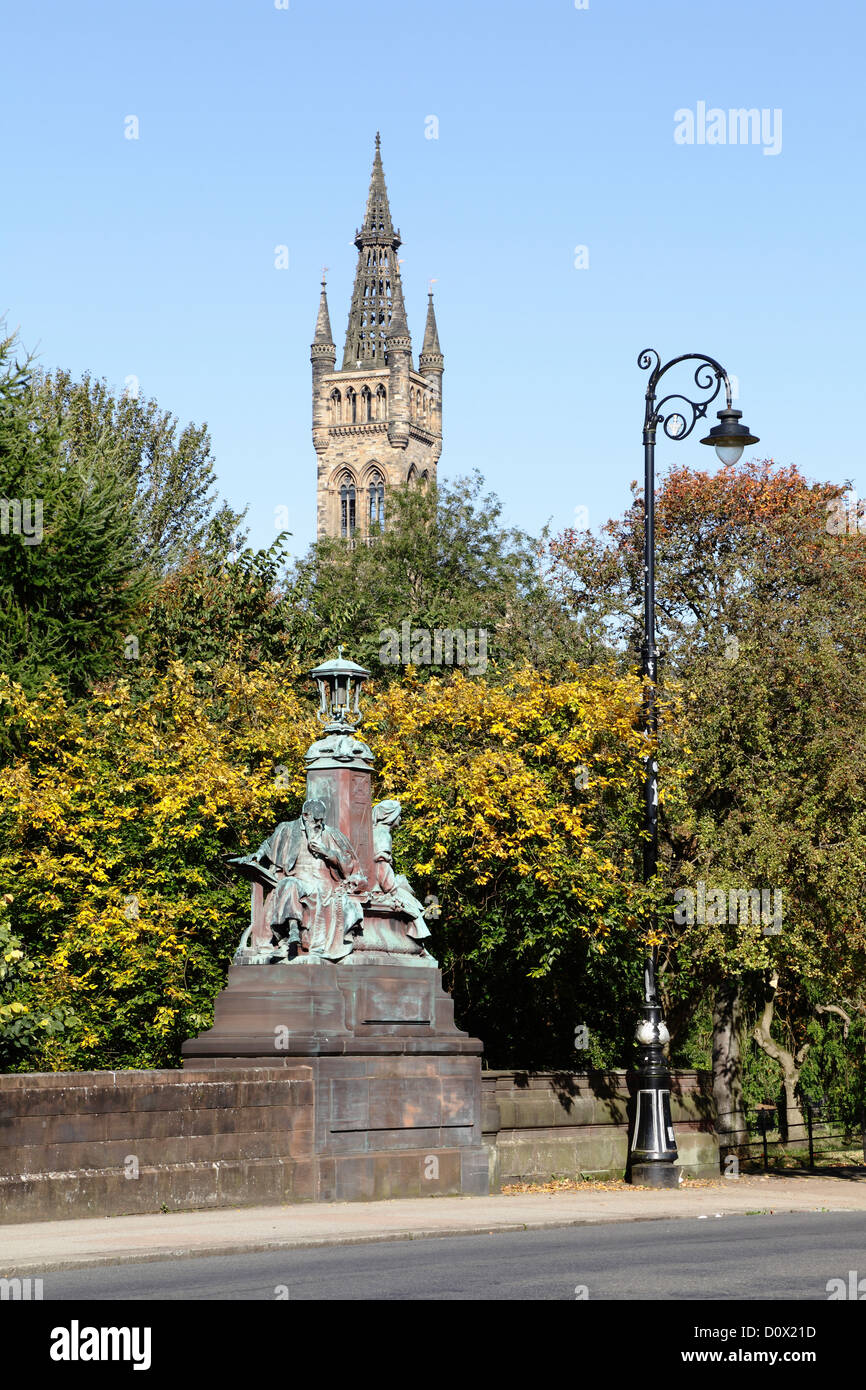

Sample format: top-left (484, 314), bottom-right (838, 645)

top-left (700, 407), bottom-right (759, 465)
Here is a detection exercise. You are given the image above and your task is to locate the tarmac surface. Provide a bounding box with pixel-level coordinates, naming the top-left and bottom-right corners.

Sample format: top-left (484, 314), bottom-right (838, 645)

top-left (3, 1171), bottom-right (866, 1276)
top-left (31, 1211), bottom-right (866, 1300)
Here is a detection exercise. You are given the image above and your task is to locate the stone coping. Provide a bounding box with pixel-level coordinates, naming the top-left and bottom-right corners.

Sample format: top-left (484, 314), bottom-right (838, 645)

top-left (0, 1068), bottom-right (309, 1089)
top-left (480, 1068), bottom-right (710, 1089)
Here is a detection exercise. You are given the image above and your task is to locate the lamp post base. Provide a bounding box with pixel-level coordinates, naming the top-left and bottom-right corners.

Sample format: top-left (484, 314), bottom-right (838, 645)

top-left (627, 1004), bottom-right (679, 1184)
top-left (628, 1161), bottom-right (683, 1188)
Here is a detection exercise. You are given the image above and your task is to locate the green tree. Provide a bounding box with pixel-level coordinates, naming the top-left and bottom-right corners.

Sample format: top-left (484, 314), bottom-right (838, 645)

top-left (289, 471), bottom-right (577, 681)
top-left (129, 471), bottom-right (580, 693)
top-left (0, 894), bottom-right (76, 1070)
top-left (550, 459), bottom-right (866, 1135)
top-left (134, 528), bottom-right (295, 678)
top-left (30, 366), bottom-right (244, 570)
top-left (0, 336), bottom-right (153, 698)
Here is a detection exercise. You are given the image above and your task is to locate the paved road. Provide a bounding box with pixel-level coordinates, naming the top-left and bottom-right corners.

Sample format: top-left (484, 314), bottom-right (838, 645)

top-left (36, 1211), bottom-right (866, 1301)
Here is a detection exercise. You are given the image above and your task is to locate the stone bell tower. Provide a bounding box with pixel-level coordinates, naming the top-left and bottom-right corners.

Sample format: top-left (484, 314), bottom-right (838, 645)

top-left (312, 133), bottom-right (443, 540)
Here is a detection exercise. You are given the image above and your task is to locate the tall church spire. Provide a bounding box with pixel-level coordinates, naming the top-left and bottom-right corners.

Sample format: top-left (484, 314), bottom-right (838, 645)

top-left (342, 134), bottom-right (410, 369)
top-left (360, 131), bottom-right (396, 243)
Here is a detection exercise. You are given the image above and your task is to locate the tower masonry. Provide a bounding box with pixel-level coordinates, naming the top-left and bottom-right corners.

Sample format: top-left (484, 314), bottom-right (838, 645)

top-left (311, 133), bottom-right (443, 540)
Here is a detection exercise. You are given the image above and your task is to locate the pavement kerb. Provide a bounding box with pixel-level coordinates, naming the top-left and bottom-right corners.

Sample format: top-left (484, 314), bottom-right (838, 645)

top-left (4, 1176), bottom-right (866, 1276)
top-left (2, 1208), bottom-right (859, 1277)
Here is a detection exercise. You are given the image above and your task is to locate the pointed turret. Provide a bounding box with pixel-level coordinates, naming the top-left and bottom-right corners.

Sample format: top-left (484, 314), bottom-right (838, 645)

top-left (420, 291), bottom-right (441, 359)
top-left (419, 289), bottom-right (444, 433)
top-left (311, 276), bottom-right (336, 456)
top-left (313, 278), bottom-right (335, 349)
top-left (386, 277), bottom-right (411, 449)
top-left (386, 276), bottom-right (410, 344)
top-left (342, 134), bottom-right (410, 369)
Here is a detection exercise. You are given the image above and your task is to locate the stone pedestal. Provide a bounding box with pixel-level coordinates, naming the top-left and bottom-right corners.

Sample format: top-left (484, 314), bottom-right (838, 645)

top-left (305, 765), bottom-right (375, 889)
top-left (181, 962), bottom-right (489, 1201)
top-left (303, 719), bottom-right (377, 889)
top-left (179, 653), bottom-right (487, 1202)
top-left (182, 961), bottom-right (472, 1058)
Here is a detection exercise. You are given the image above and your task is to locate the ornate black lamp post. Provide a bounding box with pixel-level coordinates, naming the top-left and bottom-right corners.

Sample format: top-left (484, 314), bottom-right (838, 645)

top-left (627, 348), bottom-right (759, 1187)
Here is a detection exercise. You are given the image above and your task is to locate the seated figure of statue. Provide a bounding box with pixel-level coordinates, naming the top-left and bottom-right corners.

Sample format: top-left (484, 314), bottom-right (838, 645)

top-left (371, 799), bottom-right (432, 944)
top-left (232, 799), bottom-right (366, 964)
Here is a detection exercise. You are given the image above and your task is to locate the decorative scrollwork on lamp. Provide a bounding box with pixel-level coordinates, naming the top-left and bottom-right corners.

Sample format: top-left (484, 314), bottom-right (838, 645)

top-left (639, 348), bottom-right (759, 462)
top-left (310, 647), bottom-right (371, 731)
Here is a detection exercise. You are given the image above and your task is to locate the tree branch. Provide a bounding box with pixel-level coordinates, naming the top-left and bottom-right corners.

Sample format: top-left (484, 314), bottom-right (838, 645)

top-left (815, 1002), bottom-right (852, 1039)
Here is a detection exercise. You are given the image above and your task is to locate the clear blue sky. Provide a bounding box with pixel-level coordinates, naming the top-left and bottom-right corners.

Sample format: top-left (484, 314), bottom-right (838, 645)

top-left (2, 0), bottom-right (863, 556)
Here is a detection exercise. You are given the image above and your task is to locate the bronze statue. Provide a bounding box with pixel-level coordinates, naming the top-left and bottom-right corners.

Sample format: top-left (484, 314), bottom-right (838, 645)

top-left (231, 799), bottom-right (366, 964)
top-left (228, 653), bottom-right (437, 968)
top-left (371, 800), bottom-right (431, 943)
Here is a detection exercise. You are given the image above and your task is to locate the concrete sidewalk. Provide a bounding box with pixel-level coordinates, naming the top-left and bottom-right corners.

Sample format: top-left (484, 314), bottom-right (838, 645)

top-left (2, 1173), bottom-right (866, 1275)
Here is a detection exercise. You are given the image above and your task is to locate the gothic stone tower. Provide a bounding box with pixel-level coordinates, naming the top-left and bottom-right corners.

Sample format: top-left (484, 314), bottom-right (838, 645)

top-left (312, 134), bottom-right (444, 540)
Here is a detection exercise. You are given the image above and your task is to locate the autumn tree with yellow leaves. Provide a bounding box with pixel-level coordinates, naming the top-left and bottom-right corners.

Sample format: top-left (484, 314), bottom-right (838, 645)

top-left (0, 661), bottom-right (663, 1070)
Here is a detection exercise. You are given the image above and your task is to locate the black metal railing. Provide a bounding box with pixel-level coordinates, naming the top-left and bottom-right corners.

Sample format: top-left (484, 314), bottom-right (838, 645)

top-left (718, 1102), bottom-right (866, 1172)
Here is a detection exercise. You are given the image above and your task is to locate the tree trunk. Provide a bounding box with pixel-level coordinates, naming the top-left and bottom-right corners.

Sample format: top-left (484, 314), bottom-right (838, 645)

top-left (752, 971), bottom-right (807, 1144)
top-left (712, 977), bottom-right (748, 1145)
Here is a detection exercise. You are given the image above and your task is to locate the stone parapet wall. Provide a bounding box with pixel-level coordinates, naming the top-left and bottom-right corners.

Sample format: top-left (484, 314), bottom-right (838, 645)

top-left (0, 1058), bottom-right (487, 1224)
top-left (0, 1068), bottom-right (315, 1224)
top-left (0, 1065), bottom-right (719, 1223)
top-left (481, 1069), bottom-right (719, 1186)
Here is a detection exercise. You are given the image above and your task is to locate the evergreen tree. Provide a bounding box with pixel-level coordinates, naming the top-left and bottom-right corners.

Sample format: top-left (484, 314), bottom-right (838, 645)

top-left (138, 525), bottom-right (294, 676)
top-left (0, 335), bottom-right (153, 697)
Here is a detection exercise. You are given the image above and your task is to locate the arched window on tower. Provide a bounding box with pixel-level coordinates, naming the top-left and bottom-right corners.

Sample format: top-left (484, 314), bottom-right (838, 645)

top-left (368, 470), bottom-right (385, 533)
top-left (361, 386), bottom-right (372, 422)
top-left (340, 476), bottom-right (357, 538)
top-left (376, 384), bottom-right (387, 420)
top-left (329, 389), bottom-right (341, 425)
top-left (346, 388), bottom-right (357, 424)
